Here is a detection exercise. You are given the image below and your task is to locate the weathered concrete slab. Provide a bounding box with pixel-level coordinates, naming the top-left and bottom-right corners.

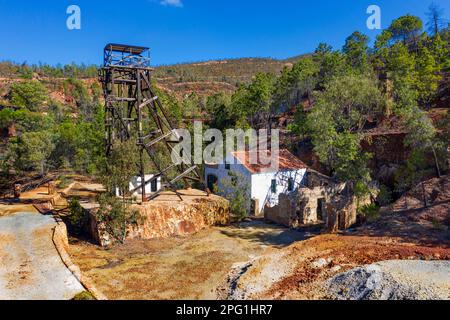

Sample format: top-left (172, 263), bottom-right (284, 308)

top-left (0, 213), bottom-right (84, 300)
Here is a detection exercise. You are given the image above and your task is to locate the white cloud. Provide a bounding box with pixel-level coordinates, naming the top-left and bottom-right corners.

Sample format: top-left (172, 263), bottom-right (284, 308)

top-left (160, 0), bottom-right (183, 7)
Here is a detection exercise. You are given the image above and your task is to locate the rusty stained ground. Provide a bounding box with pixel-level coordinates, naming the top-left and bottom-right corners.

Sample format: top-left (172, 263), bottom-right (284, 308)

top-left (68, 221), bottom-right (312, 300)
top-left (69, 221), bottom-right (450, 300)
top-left (3, 175), bottom-right (448, 300)
top-left (70, 176), bottom-right (450, 300)
top-left (215, 176), bottom-right (450, 300)
top-left (254, 234), bottom-right (450, 300)
top-left (0, 185), bottom-right (53, 217)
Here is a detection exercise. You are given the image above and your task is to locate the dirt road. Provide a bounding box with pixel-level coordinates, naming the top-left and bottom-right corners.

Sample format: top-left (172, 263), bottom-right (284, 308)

top-left (0, 213), bottom-right (84, 300)
top-left (69, 221), bottom-right (315, 300)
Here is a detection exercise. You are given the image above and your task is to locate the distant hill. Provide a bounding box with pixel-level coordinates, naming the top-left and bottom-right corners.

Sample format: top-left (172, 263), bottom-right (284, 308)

top-left (153, 55), bottom-right (309, 97)
top-left (282, 53), bottom-right (312, 63)
top-left (0, 54), bottom-right (311, 99)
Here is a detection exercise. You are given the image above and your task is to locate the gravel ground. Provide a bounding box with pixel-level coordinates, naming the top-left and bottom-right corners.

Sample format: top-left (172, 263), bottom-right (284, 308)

top-left (0, 213), bottom-right (84, 300)
top-left (327, 260), bottom-right (450, 300)
top-left (69, 220), bottom-right (313, 300)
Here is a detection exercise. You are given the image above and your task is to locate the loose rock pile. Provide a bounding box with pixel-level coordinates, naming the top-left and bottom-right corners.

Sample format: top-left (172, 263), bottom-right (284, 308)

top-left (327, 260), bottom-right (450, 300)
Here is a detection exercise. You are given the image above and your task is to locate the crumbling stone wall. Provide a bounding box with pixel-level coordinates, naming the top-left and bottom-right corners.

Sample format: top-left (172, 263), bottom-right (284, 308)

top-left (264, 170), bottom-right (363, 232)
top-left (326, 197), bottom-right (357, 233)
top-left (293, 171), bottom-right (347, 227)
top-left (264, 193), bottom-right (297, 226)
top-left (296, 186), bottom-right (331, 225)
top-left (327, 192), bottom-right (375, 233)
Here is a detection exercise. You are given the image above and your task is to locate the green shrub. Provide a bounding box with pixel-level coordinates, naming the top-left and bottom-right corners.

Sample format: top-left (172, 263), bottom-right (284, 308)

top-left (230, 190), bottom-right (248, 221)
top-left (0, 108), bottom-right (15, 129)
top-left (221, 171), bottom-right (249, 221)
top-left (68, 198), bottom-right (88, 234)
top-left (72, 291), bottom-right (96, 300)
top-left (431, 218), bottom-right (445, 230)
top-left (377, 185), bottom-right (393, 206)
top-left (96, 194), bottom-right (145, 244)
top-left (57, 175), bottom-right (74, 189)
top-left (10, 80), bottom-right (48, 111)
top-left (359, 203), bottom-right (380, 222)
top-left (8, 130), bottom-right (55, 175)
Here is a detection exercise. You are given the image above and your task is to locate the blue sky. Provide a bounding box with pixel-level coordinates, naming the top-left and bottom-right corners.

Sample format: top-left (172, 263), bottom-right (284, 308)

top-left (0, 0), bottom-right (448, 66)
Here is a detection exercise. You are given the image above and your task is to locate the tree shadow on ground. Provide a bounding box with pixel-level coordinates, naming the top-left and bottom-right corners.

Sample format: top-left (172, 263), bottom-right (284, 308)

top-left (219, 220), bottom-right (322, 249)
top-left (346, 199), bottom-right (450, 248)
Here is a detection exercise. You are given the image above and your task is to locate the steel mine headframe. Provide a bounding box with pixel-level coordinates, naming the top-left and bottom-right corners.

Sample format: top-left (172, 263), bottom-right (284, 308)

top-left (99, 44), bottom-right (209, 202)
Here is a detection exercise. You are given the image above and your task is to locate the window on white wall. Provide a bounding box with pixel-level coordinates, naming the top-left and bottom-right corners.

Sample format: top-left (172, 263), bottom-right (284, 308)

top-left (288, 178), bottom-right (294, 192)
top-left (271, 179), bottom-right (277, 193)
top-left (151, 178), bottom-right (158, 192)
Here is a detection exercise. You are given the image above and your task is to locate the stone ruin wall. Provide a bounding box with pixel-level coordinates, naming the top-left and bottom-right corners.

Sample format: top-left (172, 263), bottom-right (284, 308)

top-left (263, 193), bottom-right (296, 227)
top-left (264, 170), bottom-right (364, 232)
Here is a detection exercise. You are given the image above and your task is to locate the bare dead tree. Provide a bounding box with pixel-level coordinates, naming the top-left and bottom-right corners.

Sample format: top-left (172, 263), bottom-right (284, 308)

top-left (427, 3), bottom-right (447, 36)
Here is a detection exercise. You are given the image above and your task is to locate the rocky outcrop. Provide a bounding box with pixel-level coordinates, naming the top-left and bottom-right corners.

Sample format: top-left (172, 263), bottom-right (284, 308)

top-left (87, 191), bottom-right (230, 246)
top-left (127, 195), bottom-right (230, 241)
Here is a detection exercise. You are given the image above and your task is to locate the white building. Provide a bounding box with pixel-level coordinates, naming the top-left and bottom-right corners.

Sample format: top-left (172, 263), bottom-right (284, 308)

top-left (115, 175), bottom-right (162, 198)
top-left (205, 149), bottom-right (308, 215)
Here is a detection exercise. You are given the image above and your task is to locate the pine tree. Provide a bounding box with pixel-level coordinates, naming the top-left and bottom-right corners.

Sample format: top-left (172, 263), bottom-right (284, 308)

top-left (343, 31), bottom-right (370, 73)
top-left (388, 15), bottom-right (424, 48)
top-left (415, 44), bottom-right (441, 107)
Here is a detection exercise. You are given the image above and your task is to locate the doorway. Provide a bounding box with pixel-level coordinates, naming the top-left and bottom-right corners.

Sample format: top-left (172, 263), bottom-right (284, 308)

top-left (207, 174), bottom-right (218, 193)
top-left (317, 198), bottom-right (325, 222)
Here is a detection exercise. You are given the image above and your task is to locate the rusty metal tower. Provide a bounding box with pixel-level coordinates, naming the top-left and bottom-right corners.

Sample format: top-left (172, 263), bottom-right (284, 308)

top-left (99, 44), bottom-right (208, 202)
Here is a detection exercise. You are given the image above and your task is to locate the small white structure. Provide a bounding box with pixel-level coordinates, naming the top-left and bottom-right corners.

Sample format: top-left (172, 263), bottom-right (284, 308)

top-left (115, 175), bottom-right (162, 198)
top-left (205, 149), bottom-right (308, 215)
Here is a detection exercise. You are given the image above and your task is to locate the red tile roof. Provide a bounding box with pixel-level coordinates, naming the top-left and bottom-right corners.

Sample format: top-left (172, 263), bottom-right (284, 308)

top-left (231, 149), bottom-right (307, 174)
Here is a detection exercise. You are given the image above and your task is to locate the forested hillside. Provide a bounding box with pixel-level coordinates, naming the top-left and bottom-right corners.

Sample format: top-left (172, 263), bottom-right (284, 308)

top-left (0, 56), bottom-right (308, 98)
top-left (0, 10), bottom-right (449, 202)
top-left (153, 56), bottom-right (310, 85)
